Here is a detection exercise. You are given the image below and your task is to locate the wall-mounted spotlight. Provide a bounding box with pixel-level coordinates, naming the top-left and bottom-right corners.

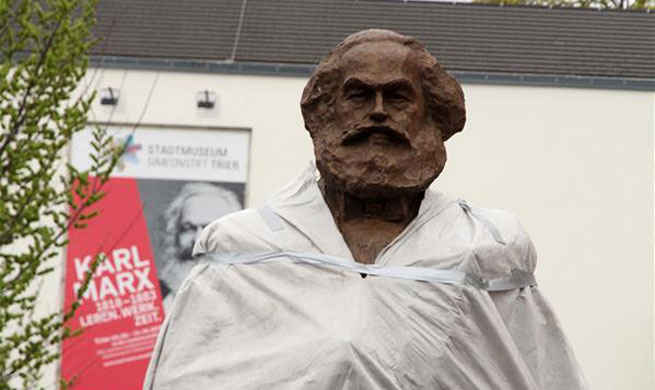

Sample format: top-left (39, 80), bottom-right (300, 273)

top-left (196, 90), bottom-right (216, 109)
top-left (100, 87), bottom-right (120, 105)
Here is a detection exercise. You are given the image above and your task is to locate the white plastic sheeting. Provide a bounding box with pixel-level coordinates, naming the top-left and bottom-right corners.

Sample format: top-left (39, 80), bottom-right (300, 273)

top-left (144, 164), bottom-right (587, 390)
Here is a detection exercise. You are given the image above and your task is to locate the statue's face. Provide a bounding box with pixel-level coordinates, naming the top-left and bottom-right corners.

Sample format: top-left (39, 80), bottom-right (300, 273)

top-left (313, 41), bottom-right (446, 198)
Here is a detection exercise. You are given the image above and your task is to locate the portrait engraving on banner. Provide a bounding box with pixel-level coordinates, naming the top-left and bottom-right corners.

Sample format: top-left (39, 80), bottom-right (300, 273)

top-left (139, 179), bottom-right (244, 312)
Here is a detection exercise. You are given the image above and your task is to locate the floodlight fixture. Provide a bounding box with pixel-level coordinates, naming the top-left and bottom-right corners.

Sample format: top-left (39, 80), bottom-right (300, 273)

top-left (100, 87), bottom-right (120, 105)
top-left (196, 90), bottom-right (216, 109)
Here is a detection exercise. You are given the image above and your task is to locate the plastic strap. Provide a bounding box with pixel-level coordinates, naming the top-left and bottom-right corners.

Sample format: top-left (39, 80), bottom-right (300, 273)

top-left (201, 251), bottom-right (536, 291)
top-left (257, 205), bottom-right (285, 232)
top-left (486, 270), bottom-right (537, 292)
top-left (457, 200), bottom-right (506, 245)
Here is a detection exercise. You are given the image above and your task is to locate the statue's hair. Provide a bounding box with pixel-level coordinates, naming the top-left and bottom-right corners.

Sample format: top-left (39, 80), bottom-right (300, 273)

top-left (301, 29), bottom-right (465, 141)
top-left (158, 182), bottom-right (241, 265)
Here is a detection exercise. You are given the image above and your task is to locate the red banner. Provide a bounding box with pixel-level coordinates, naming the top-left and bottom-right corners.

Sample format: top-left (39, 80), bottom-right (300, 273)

top-left (62, 178), bottom-right (164, 389)
top-left (64, 125), bottom-right (249, 389)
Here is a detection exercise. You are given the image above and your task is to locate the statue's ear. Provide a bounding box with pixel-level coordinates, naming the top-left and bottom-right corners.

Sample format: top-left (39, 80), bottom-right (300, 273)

top-left (301, 82), bottom-right (319, 136)
top-left (433, 123), bottom-right (446, 142)
top-left (301, 66), bottom-right (341, 137)
top-left (426, 72), bottom-right (466, 141)
top-left (304, 122), bottom-right (315, 136)
top-left (417, 51), bottom-right (466, 142)
top-left (301, 107), bottom-right (317, 137)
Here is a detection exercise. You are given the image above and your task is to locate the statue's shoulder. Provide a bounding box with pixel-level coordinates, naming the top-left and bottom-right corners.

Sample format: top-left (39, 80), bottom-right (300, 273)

top-left (192, 207), bottom-right (274, 256)
top-left (450, 200), bottom-right (537, 277)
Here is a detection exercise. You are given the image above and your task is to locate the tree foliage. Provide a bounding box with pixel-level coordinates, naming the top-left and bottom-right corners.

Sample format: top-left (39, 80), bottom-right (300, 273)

top-left (476, 0), bottom-right (655, 10)
top-left (0, 0), bottom-right (122, 389)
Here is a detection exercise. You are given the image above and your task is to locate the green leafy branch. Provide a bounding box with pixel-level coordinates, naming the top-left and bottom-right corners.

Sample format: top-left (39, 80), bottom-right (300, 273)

top-left (0, 1), bottom-right (126, 389)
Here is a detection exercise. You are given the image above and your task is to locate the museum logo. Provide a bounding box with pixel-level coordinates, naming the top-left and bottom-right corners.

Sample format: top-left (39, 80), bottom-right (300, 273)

top-left (113, 134), bottom-right (142, 171)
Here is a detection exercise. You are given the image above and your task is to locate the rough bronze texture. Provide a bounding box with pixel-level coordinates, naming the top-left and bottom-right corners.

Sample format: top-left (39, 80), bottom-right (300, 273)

top-left (301, 29), bottom-right (466, 264)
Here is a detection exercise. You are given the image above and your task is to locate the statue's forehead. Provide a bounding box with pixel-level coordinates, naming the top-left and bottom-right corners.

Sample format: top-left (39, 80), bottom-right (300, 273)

top-left (338, 41), bottom-right (419, 85)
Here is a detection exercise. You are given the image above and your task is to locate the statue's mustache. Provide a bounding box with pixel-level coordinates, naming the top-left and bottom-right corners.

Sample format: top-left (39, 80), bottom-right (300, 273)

top-left (341, 125), bottom-right (410, 146)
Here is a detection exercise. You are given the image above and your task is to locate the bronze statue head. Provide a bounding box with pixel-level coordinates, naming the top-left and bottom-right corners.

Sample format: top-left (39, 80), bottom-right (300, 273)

top-left (301, 29), bottom-right (466, 198)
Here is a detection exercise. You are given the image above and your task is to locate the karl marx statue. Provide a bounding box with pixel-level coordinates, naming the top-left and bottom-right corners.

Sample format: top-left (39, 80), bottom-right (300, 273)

top-left (144, 30), bottom-right (587, 390)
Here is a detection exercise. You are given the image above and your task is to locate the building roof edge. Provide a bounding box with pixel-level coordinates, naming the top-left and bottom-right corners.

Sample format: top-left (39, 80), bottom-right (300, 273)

top-left (91, 55), bottom-right (655, 92)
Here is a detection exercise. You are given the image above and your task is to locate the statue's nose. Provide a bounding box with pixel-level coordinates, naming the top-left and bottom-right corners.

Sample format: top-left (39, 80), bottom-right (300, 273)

top-left (369, 92), bottom-right (388, 122)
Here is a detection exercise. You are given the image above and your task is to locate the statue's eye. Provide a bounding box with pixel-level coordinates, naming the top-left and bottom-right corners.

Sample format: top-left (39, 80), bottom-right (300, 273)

top-left (387, 91), bottom-right (409, 103)
top-left (346, 89), bottom-right (370, 101)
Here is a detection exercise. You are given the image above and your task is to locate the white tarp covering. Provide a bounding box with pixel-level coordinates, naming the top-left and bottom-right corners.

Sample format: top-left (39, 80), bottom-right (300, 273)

top-left (144, 164), bottom-right (587, 390)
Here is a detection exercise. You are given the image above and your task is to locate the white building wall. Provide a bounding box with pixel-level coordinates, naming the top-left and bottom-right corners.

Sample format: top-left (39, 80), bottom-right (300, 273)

top-left (39, 68), bottom-right (653, 390)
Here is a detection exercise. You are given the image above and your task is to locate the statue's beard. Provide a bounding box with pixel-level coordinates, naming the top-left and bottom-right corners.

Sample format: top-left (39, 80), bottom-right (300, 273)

top-left (313, 119), bottom-right (447, 198)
